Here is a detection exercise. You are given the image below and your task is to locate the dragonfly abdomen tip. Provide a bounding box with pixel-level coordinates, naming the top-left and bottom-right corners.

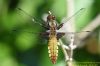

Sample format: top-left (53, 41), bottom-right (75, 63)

top-left (51, 55), bottom-right (57, 64)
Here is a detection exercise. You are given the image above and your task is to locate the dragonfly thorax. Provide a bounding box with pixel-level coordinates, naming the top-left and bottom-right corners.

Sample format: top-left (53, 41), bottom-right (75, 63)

top-left (48, 21), bottom-right (56, 27)
top-left (47, 12), bottom-right (57, 32)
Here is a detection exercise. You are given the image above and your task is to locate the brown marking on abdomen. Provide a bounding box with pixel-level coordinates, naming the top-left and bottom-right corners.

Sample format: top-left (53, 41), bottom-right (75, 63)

top-left (48, 36), bottom-right (58, 64)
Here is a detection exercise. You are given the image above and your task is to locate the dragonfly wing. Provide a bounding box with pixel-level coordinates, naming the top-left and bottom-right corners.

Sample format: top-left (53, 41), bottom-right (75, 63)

top-left (58, 8), bottom-right (85, 32)
top-left (40, 32), bottom-right (49, 40)
top-left (12, 29), bottom-right (49, 39)
top-left (57, 32), bottom-right (65, 40)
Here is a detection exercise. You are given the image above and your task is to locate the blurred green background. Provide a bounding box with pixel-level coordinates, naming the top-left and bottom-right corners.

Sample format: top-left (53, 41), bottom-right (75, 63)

top-left (0, 0), bottom-right (100, 66)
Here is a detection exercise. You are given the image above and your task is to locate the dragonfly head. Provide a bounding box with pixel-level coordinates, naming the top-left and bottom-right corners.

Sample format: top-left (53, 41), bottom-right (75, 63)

top-left (47, 11), bottom-right (56, 21)
top-left (47, 11), bottom-right (56, 27)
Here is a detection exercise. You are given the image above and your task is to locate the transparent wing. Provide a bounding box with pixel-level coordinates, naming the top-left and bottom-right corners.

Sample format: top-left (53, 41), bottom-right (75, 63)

top-left (59, 8), bottom-right (85, 32)
top-left (16, 8), bottom-right (48, 29)
top-left (57, 30), bottom-right (91, 46)
top-left (12, 29), bottom-right (49, 37)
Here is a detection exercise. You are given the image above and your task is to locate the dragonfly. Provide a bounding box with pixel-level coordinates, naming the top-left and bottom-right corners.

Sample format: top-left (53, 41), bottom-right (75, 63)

top-left (15, 8), bottom-right (88, 64)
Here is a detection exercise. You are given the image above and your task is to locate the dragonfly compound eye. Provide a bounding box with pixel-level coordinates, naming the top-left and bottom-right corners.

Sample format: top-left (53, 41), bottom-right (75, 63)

top-left (47, 15), bottom-right (51, 21)
top-left (47, 15), bottom-right (56, 21)
top-left (52, 16), bottom-right (55, 20)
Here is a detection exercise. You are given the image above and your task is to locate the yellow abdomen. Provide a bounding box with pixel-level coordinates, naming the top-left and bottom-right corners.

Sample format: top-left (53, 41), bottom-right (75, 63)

top-left (48, 36), bottom-right (58, 64)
